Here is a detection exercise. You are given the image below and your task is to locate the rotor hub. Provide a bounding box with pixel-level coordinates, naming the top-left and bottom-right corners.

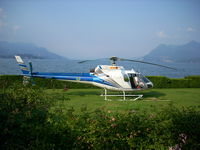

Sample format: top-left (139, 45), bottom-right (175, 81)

top-left (110, 56), bottom-right (119, 65)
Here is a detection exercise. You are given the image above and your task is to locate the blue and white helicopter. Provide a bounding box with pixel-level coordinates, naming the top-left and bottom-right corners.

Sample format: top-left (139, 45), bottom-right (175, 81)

top-left (15, 56), bottom-right (176, 100)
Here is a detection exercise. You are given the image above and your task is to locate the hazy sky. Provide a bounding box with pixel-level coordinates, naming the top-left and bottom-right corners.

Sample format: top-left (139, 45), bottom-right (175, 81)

top-left (0, 0), bottom-right (200, 59)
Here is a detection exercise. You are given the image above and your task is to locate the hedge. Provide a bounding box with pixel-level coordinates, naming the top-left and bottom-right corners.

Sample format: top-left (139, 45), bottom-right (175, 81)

top-left (0, 75), bottom-right (99, 89)
top-left (1, 84), bottom-right (200, 149)
top-left (0, 75), bottom-right (200, 89)
top-left (185, 76), bottom-right (200, 88)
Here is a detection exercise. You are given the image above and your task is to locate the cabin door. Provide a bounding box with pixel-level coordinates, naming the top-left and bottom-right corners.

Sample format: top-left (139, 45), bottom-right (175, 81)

top-left (128, 74), bottom-right (137, 89)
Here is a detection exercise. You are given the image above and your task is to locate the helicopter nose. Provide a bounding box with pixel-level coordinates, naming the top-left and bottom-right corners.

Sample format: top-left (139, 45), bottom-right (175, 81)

top-left (147, 82), bottom-right (153, 88)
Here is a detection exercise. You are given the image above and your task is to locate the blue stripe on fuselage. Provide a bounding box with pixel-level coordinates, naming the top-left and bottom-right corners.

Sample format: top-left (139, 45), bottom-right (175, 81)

top-left (33, 72), bottom-right (92, 77)
top-left (92, 77), bottom-right (115, 87)
top-left (32, 72), bottom-right (95, 80)
top-left (32, 72), bottom-right (115, 87)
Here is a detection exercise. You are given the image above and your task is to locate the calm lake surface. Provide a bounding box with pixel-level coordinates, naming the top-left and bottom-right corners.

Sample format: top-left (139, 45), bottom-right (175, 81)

top-left (0, 58), bottom-right (200, 78)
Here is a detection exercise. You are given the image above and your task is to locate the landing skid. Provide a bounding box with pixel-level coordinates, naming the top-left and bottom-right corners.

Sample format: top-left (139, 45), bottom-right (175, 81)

top-left (101, 89), bottom-right (143, 101)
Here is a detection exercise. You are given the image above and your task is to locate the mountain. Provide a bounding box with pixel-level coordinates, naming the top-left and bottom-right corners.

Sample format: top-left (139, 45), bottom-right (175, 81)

top-left (0, 41), bottom-right (67, 59)
top-left (143, 41), bottom-right (200, 63)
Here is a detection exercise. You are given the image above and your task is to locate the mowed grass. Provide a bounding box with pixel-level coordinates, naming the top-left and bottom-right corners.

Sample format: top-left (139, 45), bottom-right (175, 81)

top-left (45, 88), bottom-right (200, 114)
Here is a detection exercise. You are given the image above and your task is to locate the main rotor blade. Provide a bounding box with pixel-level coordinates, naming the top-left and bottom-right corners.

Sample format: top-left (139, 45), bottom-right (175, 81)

top-left (78, 60), bottom-right (92, 63)
top-left (78, 56), bottom-right (177, 70)
top-left (78, 58), bottom-right (107, 63)
top-left (120, 58), bottom-right (177, 70)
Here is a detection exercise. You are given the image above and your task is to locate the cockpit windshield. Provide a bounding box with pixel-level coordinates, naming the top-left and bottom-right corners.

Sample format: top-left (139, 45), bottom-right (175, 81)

top-left (138, 74), bottom-right (150, 83)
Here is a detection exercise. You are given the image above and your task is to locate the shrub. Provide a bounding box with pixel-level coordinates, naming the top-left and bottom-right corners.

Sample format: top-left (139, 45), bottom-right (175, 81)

top-left (0, 75), bottom-right (23, 89)
top-left (69, 106), bottom-right (200, 149)
top-left (0, 84), bottom-right (77, 150)
top-left (0, 84), bottom-right (51, 149)
top-left (0, 84), bottom-right (200, 149)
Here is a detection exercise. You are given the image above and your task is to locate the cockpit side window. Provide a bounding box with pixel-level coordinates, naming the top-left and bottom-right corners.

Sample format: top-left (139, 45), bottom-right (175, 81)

top-left (128, 74), bottom-right (136, 78)
top-left (124, 74), bottom-right (129, 82)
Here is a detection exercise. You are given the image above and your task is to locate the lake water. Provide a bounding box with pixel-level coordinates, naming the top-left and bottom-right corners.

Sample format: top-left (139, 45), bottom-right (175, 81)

top-left (0, 58), bottom-right (200, 78)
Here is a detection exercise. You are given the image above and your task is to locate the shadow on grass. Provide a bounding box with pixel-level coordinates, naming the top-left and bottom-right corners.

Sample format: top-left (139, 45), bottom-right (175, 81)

top-left (102, 90), bottom-right (165, 99)
top-left (142, 91), bottom-right (166, 98)
top-left (67, 90), bottom-right (100, 96)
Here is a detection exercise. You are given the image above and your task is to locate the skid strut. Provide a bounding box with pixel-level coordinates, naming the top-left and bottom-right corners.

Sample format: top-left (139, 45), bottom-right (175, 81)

top-left (101, 89), bottom-right (143, 101)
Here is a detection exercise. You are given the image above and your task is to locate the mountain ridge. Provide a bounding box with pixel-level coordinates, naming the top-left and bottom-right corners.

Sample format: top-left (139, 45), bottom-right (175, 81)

top-left (143, 41), bottom-right (200, 63)
top-left (0, 41), bottom-right (67, 59)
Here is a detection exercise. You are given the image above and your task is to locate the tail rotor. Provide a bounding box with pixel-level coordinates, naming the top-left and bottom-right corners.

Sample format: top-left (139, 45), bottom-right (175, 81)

top-left (28, 61), bottom-right (35, 85)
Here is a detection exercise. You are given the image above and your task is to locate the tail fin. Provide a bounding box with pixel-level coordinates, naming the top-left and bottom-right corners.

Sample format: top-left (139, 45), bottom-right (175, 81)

top-left (15, 56), bottom-right (30, 75)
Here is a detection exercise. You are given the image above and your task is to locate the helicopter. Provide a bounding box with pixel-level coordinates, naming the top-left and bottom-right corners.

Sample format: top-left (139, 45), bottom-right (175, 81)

top-left (15, 56), bottom-right (176, 101)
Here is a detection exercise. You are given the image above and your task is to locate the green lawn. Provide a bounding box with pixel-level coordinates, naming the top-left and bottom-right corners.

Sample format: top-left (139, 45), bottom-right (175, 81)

top-left (46, 88), bottom-right (200, 114)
